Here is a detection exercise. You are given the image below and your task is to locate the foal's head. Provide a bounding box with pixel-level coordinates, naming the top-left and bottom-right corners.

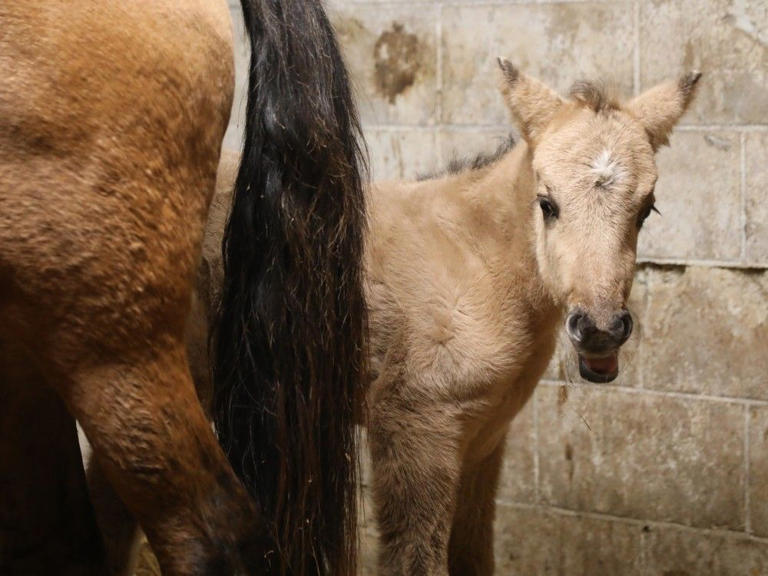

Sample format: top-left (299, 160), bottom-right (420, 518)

top-left (498, 60), bottom-right (700, 383)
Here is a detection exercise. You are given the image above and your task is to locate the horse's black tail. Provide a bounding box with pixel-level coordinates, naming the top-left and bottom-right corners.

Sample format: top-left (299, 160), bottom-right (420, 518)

top-left (212, 1), bottom-right (367, 574)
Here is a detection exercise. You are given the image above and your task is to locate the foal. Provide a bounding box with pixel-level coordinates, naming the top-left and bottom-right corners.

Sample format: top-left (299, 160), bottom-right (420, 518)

top-left (365, 62), bottom-right (700, 575)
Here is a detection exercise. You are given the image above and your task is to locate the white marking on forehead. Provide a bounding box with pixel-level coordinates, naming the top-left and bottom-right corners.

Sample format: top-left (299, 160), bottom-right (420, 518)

top-left (590, 148), bottom-right (625, 189)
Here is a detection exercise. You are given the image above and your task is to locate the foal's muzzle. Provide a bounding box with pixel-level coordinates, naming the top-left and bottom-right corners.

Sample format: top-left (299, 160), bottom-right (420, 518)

top-left (565, 309), bottom-right (633, 383)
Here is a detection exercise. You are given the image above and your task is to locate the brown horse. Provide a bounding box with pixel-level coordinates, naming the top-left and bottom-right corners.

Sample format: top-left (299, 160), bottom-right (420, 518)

top-left (0, 1), bottom-right (366, 575)
top-left (363, 63), bottom-right (700, 575)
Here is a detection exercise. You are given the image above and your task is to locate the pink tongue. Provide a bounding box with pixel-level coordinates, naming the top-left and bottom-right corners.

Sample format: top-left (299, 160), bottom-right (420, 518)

top-left (584, 354), bottom-right (618, 375)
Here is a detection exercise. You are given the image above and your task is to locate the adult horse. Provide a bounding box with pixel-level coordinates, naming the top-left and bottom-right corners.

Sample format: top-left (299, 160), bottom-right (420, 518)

top-left (0, 1), bottom-right (366, 574)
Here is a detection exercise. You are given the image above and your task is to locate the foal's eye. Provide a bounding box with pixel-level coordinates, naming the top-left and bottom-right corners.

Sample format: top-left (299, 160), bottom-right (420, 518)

top-left (637, 203), bottom-right (659, 228)
top-left (538, 195), bottom-right (559, 221)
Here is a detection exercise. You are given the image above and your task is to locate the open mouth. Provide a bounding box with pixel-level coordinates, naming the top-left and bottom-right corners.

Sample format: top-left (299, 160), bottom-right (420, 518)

top-left (578, 353), bottom-right (619, 383)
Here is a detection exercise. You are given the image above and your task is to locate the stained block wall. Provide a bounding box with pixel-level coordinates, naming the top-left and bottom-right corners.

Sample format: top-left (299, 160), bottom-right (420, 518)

top-left (223, 1), bottom-right (768, 573)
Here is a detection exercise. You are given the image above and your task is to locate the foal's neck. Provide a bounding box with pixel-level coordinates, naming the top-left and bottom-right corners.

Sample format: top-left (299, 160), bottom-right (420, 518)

top-left (465, 140), bottom-right (559, 316)
top-left (462, 140), bottom-right (534, 221)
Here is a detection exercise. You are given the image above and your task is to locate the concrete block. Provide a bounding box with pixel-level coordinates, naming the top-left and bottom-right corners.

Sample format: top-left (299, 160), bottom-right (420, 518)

top-left (441, 3), bottom-right (634, 125)
top-left (494, 505), bottom-right (644, 576)
top-left (537, 384), bottom-right (745, 529)
top-left (746, 132), bottom-right (768, 265)
top-left (365, 128), bottom-right (438, 181)
top-left (641, 266), bottom-right (768, 399)
top-left (329, 4), bottom-right (438, 126)
top-left (750, 405), bottom-right (768, 537)
top-left (638, 131), bottom-right (741, 262)
top-left (223, 3), bottom-right (248, 151)
top-left (359, 431), bottom-right (380, 575)
top-left (644, 524), bottom-right (768, 576)
top-left (640, 0), bottom-right (768, 125)
top-left (498, 398), bottom-right (537, 504)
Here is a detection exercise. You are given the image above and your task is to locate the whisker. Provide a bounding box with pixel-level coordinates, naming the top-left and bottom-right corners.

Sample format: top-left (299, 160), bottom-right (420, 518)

top-left (558, 331), bottom-right (593, 432)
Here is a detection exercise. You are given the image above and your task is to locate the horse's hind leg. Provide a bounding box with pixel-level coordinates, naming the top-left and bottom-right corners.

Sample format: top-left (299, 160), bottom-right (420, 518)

top-left (81, 274), bottom-right (219, 576)
top-left (0, 338), bottom-right (107, 576)
top-left (86, 458), bottom-right (141, 576)
top-left (59, 341), bottom-right (267, 576)
top-left (447, 438), bottom-right (506, 576)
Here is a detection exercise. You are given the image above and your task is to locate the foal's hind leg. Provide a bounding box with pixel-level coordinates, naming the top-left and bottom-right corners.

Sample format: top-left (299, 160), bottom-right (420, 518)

top-left (369, 383), bottom-right (462, 576)
top-left (448, 437), bottom-right (507, 576)
top-left (0, 339), bottom-right (107, 576)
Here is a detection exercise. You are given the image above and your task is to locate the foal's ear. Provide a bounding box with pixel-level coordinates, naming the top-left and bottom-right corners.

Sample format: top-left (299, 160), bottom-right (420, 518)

top-left (497, 58), bottom-right (564, 145)
top-left (625, 72), bottom-right (702, 151)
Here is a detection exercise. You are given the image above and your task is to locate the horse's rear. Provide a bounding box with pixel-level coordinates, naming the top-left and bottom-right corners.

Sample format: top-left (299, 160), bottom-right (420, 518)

top-left (1, 0), bottom-right (368, 574)
top-left (0, 1), bottom-right (266, 573)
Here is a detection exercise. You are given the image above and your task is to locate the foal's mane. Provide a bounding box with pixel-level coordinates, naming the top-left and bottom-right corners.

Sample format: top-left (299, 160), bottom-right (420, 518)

top-left (418, 133), bottom-right (517, 181)
top-left (569, 80), bottom-right (621, 113)
top-left (415, 80), bottom-right (621, 182)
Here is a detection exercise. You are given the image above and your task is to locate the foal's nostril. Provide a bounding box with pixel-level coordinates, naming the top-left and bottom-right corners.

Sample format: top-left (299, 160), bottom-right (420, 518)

top-left (568, 310), bottom-right (631, 350)
top-left (567, 311), bottom-right (597, 344)
top-left (612, 310), bottom-right (633, 344)
top-left (566, 311), bottom-right (584, 343)
top-left (620, 311), bottom-right (633, 342)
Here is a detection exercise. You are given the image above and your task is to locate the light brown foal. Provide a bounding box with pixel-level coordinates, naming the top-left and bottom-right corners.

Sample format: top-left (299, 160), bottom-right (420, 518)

top-left (364, 63), bottom-right (700, 575)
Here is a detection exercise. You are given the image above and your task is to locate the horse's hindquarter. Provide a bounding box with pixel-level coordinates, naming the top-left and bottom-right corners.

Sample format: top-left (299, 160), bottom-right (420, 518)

top-left (0, 1), bottom-right (234, 357)
top-left (0, 4), bottom-right (271, 573)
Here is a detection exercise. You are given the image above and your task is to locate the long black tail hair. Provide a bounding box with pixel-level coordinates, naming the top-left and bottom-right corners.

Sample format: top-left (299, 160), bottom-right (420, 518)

top-left (212, 0), bottom-right (367, 574)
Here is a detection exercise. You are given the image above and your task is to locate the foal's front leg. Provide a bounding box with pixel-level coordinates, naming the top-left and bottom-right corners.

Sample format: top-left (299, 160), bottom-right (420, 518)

top-left (448, 436), bottom-right (507, 576)
top-left (369, 386), bottom-right (462, 576)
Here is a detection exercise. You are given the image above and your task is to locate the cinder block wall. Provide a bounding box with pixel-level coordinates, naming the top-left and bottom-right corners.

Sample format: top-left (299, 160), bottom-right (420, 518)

top-left (224, 1), bottom-right (768, 573)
